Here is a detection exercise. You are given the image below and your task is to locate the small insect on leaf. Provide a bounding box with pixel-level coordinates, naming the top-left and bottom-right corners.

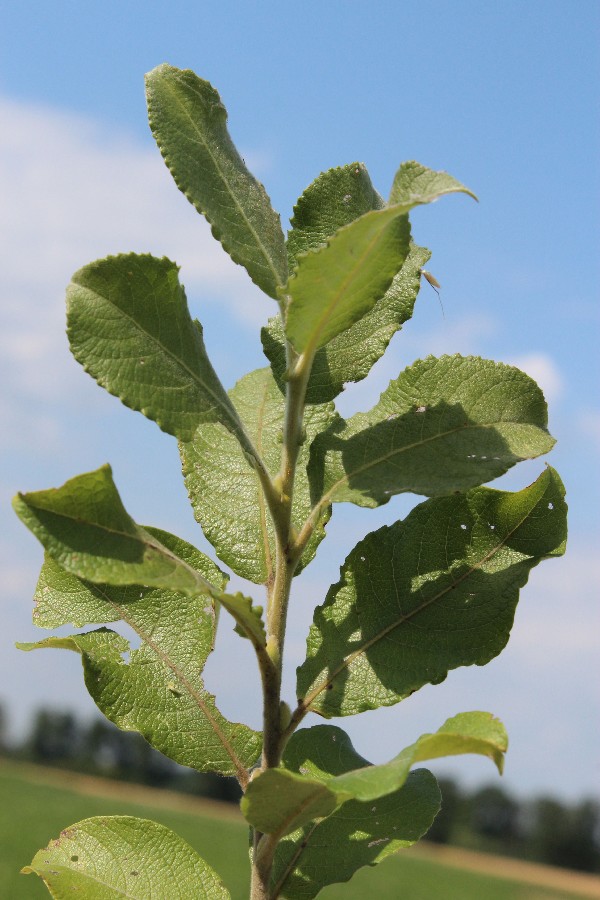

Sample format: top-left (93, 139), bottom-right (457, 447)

top-left (420, 268), bottom-right (445, 318)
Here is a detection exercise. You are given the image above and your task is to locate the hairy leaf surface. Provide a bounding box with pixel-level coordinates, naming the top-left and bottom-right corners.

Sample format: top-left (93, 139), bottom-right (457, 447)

top-left (284, 162), bottom-right (474, 358)
top-left (181, 367), bottom-right (333, 583)
top-left (18, 530), bottom-right (261, 777)
top-left (309, 355), bottom-right (556, 508)
top-left (23, 816), bottom-right (230, 898)
top-left (146, 64), bottom-right (287, 299)
top-left (67, 253), bottom-right (241, 443)
top-left (297, 468), bottom-right (567, 717)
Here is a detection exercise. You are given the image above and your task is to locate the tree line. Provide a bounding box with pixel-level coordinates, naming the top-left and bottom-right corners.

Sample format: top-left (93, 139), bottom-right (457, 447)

top-left (1, 704), bottom-right (597, 873)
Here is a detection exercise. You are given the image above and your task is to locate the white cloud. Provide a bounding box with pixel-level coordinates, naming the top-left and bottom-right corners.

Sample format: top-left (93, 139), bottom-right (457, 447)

top-left (507, 352), bottom-right (564, 402)
top-left (0, 93), bottom-right (273, 451)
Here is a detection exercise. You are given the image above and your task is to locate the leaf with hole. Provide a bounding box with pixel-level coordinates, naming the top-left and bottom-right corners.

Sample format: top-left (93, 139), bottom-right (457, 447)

top-left (308, 355), bottom-right (556, 509)
top-left (297, 468), bottom-right (567, 717)
top-left (23, 816), bottom-right (230, 899)
top-left (18, 528), bottom-right (261, 777)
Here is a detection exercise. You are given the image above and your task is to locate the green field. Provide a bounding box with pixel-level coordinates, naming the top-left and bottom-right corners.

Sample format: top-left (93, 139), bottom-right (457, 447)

top-left (0, 763), bottom-right (593, 900)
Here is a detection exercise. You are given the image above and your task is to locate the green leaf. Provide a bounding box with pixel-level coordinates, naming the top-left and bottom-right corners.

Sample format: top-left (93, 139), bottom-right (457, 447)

top-left (146, 64), bottom-right (287, 299)
top-left (330, 712), bottom-right (507, 799)
top-left (263, 244), bottom-right (431, 405)
top-left (297, 467), bottom-right (567, 717)
top-left (180, 367), bottom-right (334, 583)
top-left (273, 769), bottom-right (438, 898)
top-left (245, 768), bottom-right (339, 837)
top-left (271, 717), bottom-right (503, 897)
top-left (309, 355), bottom-right (556, 508)
top-left (244, 715), bottom-right (504, 840)
top-left (262, 165), bottom-right (428, 406)
top-left (286, 162), bottom-right (385, 271)
top-left (254, 725), bottom-right (440, 898)
top-left (67, 253), bottom-right (242, 443)
top-left (18, 530), bottom-right (261, 777)
top-left (389, 160), bottom-right (478, 206)
top-left (13, 465), bottom-right (266, 646)
top-left (22, 815), bottom-right (230, 898)
top-left (284, 207), bottom-right (411, 357)
top-left (284, 161), bottom-right (475, 358)
top-left (13, 464), bottom-right (218, 595)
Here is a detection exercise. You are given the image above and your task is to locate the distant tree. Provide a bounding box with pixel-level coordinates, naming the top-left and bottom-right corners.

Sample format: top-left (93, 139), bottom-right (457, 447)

top-left (470, 785), bottom-right (520, 841)
top-left (532, 798), bottom-right (600, 872)
top-left (426, 778), bottom-right (462, 844)
top-left (0, 702), bottom-right (6, 753)
top-left (26, 709), bottom-right (81, 764)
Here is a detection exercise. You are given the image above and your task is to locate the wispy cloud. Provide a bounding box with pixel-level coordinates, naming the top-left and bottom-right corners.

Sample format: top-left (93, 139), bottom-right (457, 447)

top-left (577, 409), bottom-right (600, 450)
top-left (508, 352), bottom-right (564, 403)
top-left (0, 93), bottom-right (273, 453)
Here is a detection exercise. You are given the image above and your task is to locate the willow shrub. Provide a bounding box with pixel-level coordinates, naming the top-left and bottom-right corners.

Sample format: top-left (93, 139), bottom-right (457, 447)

top-left (14, 65), bottom-right (567, 899)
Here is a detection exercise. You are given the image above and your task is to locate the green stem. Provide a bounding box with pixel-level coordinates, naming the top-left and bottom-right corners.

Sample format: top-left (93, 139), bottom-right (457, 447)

top-left (250, 338), bottom-right (314, 899)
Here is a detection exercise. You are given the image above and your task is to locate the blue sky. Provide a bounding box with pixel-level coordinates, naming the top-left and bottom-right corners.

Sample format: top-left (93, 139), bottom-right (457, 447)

top-left (1, 0), bottom-right (598, 801)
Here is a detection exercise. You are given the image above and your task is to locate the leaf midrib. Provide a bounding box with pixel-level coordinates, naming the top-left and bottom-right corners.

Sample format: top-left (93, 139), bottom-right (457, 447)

top-left (293, 214), bottom-right (400, 359)
top-left (321, 418), bottom-right (539, 505)
top-left (302, 487), bottom-right (544, 712)
top-left (74, 280), bottom-right (240, 437)
top-left (94, 585), bottom-right (251, 784)
top-left (23, 501), bottom-right (220, 599)
top-left (162, 73), bottom-right (285, 294)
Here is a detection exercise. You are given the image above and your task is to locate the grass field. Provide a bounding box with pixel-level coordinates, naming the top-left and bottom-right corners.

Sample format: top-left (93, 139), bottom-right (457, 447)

top-left (1, 761), bottom-right (598, 900)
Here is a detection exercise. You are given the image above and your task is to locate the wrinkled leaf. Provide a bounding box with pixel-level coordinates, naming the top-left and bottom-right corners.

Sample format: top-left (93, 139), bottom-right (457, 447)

top-left (243, 714), bottom-right (504, 840)
top-left (297, 468), bottom-right (567, 717)
top-left (17, 467), bottom-right (203, 595)
top-left (23, 816), bottom-right (229, 898)
top-left (146, 64), bottom-right (287, 299)
top-left (262, 164), bottom-right (429, 404)
top-left (181, 367), bottom-right (334, 583)
top-left (266, 163), bottom-right (461, 403)
top-left (389, 160), bottom-right (477, 206)
top-left (263, 243), bottom-right (430, 404)
top-left (284, 207), bottom-right (411, 357)
top-left (286, 162), bottom-right (385, 271)
top-left (18, 529), bottom-right (261, 777)
top-left (309, 355), bottom-right (556, 509)
top-left (284, 161), bottom-right (475, 358)
top-left (273, 769), bottom-right (438, 898)
top-left (67, 253), bottom-right (241, 443)
top-left (13, 465), bottom-right (266, 647)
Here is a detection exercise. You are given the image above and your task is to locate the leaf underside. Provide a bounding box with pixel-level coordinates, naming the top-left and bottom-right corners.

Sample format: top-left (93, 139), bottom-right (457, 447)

top-left (67, 253), bottom-right (240, 443)
top-left (243, 713), bottom-right (506, 840)
top-left (181, 367), bottom-right (334, 583)
top-left (19, 528), bottom-right (261, 777)
top-left (14, 467), bottom-right (262, 777)
top-left (23, 816), bottom-right (230, 899)
top-left (269, 712), bottom-right (503, 897)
